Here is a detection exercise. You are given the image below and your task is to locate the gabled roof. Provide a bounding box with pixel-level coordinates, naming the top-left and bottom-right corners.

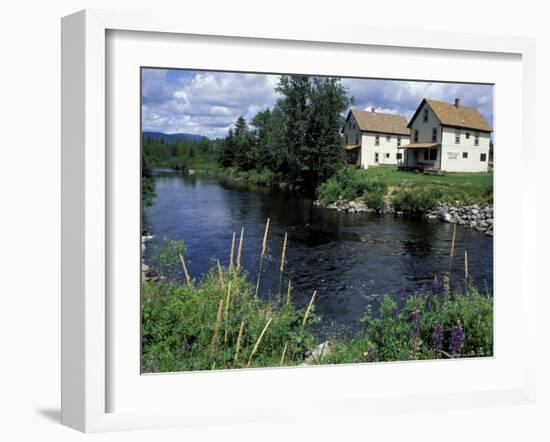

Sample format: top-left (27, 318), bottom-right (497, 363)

top-left (346, 109), bottom-right (410, 136)
top-left (409, 98), bottom-right (492, 132)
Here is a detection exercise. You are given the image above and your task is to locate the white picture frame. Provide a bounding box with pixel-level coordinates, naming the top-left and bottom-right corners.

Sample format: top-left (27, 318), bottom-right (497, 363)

top-left (61, 9), bottom-right (537, 433)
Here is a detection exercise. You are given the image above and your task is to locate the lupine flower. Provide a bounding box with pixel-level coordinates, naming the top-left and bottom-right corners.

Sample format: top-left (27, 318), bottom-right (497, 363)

top-left (432, 323), bottom-right (444, 354)
top-left (431, 278), bottom-right (442, 296)
top-left (449, 321), bottom-right (465, 357)
top-left (391, 304), bottom-right (398, 318)
top-left (400, 289), bottom-right (412, 302)
top-left (410, 307), bottom-right (422, 339)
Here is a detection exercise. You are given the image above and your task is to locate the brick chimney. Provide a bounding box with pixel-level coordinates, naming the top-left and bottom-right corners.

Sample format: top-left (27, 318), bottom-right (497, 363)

top-left (454, 98), bottom-right (460, 108)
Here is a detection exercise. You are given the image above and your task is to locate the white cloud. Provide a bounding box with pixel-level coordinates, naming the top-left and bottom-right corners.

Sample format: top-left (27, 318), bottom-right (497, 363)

top-left (142, 69), bottom-right (493, 138)
top-left (142, 70), bottom-right (281, 138)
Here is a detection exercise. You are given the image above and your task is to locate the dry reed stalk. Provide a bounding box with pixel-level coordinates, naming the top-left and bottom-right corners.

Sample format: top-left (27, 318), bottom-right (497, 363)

top-left (464, 250), bottom-right (469, 280)
top-left (236, 227), bottom-right (244, 272)
top-left (450, 224), bottom-right (457, 258)
top-left (179, 253), bottom-right (191, 285)
top-left (211, 298), bottom-right (224, 360)
top-left (448, 223), bottom-right (457, 271)
top-left (278, 232), bottom-right (288, 293)
top-left (261, 218), bottom-right (270, 258)
top-left (302, 290), bottom-right (317, 326)
top-left (246, 317), bottom-right (273, 368)
top-left (229, 232), bottom-right (236, 275)
top-left (217, 259), bottom-right (225, 289)
top-left (279, 342), bottom-right (288, 367)
top-left (233, 321), bottom-right (245, 367)
top-left (285, 280), bottom-right (292, 305)
top-left (254, 218), bottom-right (270, 298)
top-left (224, 281), bottom-right (232, 344)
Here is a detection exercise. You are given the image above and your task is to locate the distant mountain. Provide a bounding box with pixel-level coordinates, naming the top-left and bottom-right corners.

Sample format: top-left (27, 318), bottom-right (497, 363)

top-left (142, 131), bottom-right (208, 143)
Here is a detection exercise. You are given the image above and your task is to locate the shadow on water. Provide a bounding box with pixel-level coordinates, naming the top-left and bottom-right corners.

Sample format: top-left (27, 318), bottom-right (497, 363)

top-left (144, 171), bottom-right (493, 337)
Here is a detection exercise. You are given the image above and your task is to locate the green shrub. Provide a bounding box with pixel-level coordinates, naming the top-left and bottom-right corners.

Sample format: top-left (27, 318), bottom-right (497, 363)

top-left (324, 283), bottom-right (493, 364)
top-left (392, 187), bottom-right (443, 215)
top-left (317, 167), bottom-right (389, 205)
top-left (318, 178), bottom-right (343, 205)
top-left (363, 190), bottom-right (385, 212)
top-left (141, 268), bottom-right (319, 373)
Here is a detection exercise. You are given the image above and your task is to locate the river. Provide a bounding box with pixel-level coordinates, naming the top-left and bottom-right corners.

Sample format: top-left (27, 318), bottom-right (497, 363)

top-left (143, 169), bottom-right (493, 337)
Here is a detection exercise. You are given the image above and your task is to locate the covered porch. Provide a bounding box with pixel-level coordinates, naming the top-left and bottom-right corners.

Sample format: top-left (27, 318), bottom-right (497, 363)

top-left (398, 142), bottom-right (442, 172)
top-left (345, 144), bottom-right (361, 167)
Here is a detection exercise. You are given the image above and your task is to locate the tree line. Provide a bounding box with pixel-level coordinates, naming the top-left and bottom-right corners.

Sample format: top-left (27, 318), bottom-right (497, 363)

top-left (219, 75), bottom-right (352, 192)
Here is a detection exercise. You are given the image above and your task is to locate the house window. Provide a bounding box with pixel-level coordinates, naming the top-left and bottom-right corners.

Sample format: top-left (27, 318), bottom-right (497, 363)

top-left (414, 129), bottom-right (419, 143)
top-left (375, 135), bottom-right (380, 146)
top-left (429, 148), bottom-right (437, 161)
top-left (455, 129), bottom-right (461, 144)
top-left (353, 122), bottom-right (356, 129)
top-left (386, 153), bottom-right (390, 159)
top-left (465, 132), bottom-right (470, 139)
top-left (375, 152), bottom-right (379, 163)
top-left (423, 108), bottom-right (429, 122)
top-left (413, 150), bottom-right (419, 159)
top-left (432, 127), bottom-right (437, 142)
top-left (475, 132), bottom-right (480, 146)
top-left (396, 152), bottom-right (403, 160)
top-left (480, 153), bottom-right (487, 162)
top-left (397, 137), bottom-right (401, 147)
top-left (386, 135), bottom-right (391, 142)
top-left (462, 152), bottom-right (468, 159)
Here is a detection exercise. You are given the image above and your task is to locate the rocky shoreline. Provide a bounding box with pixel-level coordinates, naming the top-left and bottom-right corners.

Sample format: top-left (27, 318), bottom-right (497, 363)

top-left (314, 199), bottom-right (493, 236)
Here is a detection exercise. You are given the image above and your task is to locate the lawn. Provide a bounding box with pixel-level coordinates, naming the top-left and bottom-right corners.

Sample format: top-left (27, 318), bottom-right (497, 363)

top-left (364, 166), bottom-right (493, 205)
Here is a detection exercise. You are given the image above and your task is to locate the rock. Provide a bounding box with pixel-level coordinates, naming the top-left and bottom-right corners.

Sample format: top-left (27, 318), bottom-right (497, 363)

top-left (348, 201), bottom-right (358, 210)
top-left (304, 341), bottom-right (333, 364)
top-left (442, 212), bottom-right (452, 223)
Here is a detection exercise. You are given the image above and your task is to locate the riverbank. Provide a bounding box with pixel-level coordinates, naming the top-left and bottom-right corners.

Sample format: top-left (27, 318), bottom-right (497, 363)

top-left (142, 236), bottom-right (493, 373)
top-left (315, 166), bottom-right (493, 234)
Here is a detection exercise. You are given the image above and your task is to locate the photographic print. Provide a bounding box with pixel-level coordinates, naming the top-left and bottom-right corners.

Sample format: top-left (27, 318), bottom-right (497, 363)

top-left (140, 68), bottom-right (493, 373)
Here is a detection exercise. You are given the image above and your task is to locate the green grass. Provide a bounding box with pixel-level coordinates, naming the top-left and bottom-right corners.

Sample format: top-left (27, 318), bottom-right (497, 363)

top-left (317, 165), bottom-right (493, 209)
top-left (367, 166), bottom-right (493, 204)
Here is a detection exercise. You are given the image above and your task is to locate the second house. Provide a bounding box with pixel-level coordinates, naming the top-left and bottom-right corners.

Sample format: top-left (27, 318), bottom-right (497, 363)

top-left (343, 108), bottom-right (410, 169)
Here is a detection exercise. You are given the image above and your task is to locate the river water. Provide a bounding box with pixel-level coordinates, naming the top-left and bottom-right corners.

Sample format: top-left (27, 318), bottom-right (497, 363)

top-left (143, 169), bottom-right (493, 336)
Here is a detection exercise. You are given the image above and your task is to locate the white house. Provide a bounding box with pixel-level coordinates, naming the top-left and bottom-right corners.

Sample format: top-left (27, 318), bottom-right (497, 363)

top-left (400, 98), bottom-right (492, 173)
top-left (342, 108), bottom-right (410, 169)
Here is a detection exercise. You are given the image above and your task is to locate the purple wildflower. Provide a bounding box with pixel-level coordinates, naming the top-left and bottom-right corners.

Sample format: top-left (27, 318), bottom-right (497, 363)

top-left (400, 289), bottom-right (412, 302)
top-left (432, 324), bottom-right (444, 353)
top-left (410, 307), bottom-right (422, 339)
top-left (449, 321), bottom-right (465, 357)
top-left (391, 304), bottom-right (398, 318)
top-left (431, 278), bottom-right (442, 296)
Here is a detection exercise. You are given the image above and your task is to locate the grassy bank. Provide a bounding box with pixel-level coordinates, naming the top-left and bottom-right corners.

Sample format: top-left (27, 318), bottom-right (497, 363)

top-left (318, 166), bottom-right (493, 214)
top-left (142, 226), bottom-right (493, 373)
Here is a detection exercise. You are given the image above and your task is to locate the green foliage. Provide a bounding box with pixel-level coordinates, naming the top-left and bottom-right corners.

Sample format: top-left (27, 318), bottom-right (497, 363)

top-left (141, 175), bottom-right (156, 208)
top-left (366, 166), bottom-right (493, 205)
top-left (141, 267), bottom-right (319, 373)
top-left (317, 167), bottom-right (388, 206)
top-left (157, 237), bottom-right (186, 278)
top-left (317, 179), bottom-right (343, 205)
top-left (392, 187), bottom-right (443, 215)
top-left (142, 135), bottom-right (221, 172)
top-left (363, 190), bottom-right (385, 212)
top-left (325, 284), bottom-right (493, 364)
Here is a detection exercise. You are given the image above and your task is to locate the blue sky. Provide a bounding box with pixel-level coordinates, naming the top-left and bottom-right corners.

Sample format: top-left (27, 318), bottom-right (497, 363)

top-left (142, 68), bottom-right (493, 139)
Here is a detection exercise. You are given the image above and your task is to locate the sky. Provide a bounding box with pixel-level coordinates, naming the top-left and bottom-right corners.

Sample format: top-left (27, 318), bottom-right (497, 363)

top-left (141, 68), bottom-right (493, 139)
